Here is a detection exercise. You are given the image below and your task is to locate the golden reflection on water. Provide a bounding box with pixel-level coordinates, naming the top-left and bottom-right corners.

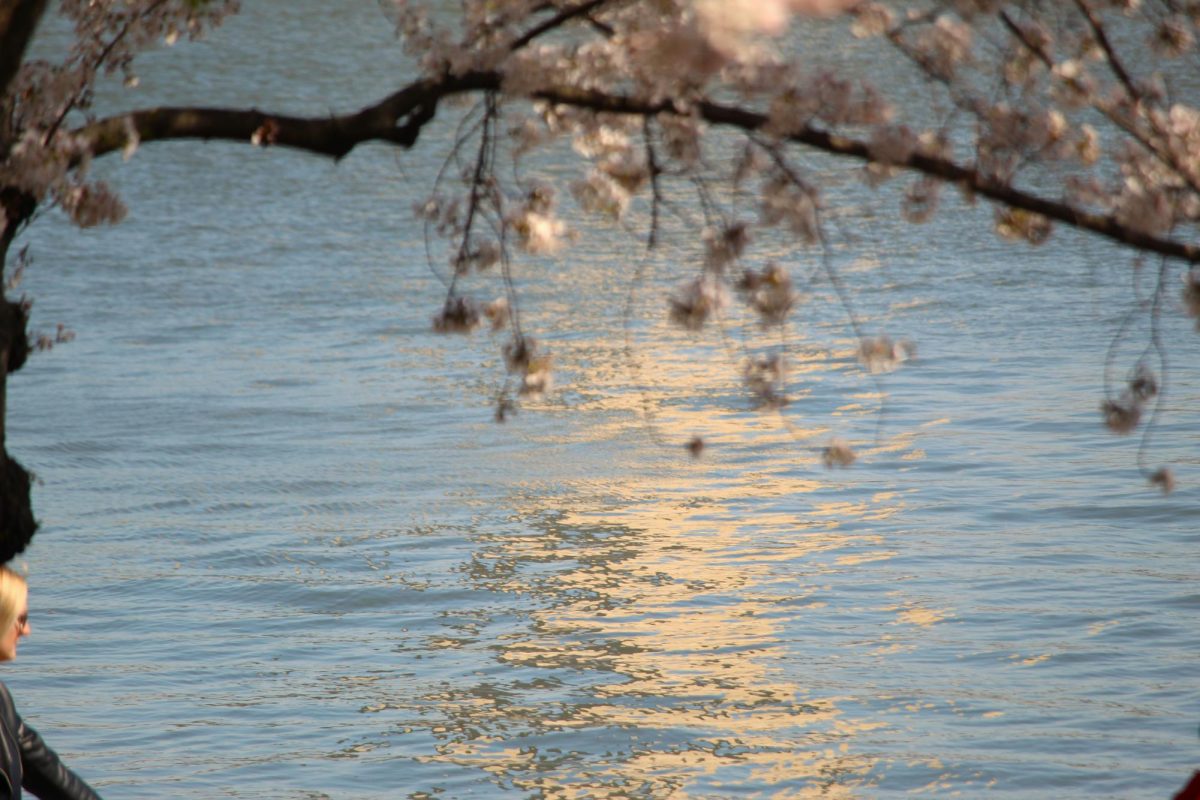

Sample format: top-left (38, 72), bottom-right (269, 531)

top-left (428, 510), bottom-right (886, 797)
top-left (411, 317), bottom-right (947, 795)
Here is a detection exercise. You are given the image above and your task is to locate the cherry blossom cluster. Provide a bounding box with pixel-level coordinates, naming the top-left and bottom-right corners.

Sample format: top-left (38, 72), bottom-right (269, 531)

top-left (7, 0), bottom-right (1200, 484)
top-left (399, 1), bottom-right (1200, 481)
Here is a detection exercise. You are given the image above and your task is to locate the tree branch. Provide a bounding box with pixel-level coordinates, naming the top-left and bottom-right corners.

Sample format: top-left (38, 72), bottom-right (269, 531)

top-left (42, 0), bottom-right (171, 147)
top-left (1000, 8), bottom-right (1200, 205)
top-left (535, 86), bottom-right (1200, 263)
top-left (1071, 0), bottom-right (1140, 101)
top-left (76, 72), bottom-right (499, 160)
top-left (73, 70), bottom-right (1200, 264)
top-left (511, 0), bottom-right (612, 51)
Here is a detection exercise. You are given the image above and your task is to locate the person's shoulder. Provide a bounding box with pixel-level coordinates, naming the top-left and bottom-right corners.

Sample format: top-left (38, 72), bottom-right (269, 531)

top-left (0, 682), bottom-right (14, 719)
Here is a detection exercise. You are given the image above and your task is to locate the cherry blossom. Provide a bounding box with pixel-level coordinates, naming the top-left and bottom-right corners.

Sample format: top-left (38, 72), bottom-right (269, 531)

top-left (4, 0), bottom-right (1200, 499)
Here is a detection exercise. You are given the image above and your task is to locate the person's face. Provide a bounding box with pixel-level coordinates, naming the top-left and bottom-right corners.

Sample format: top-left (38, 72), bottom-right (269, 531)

top-left (0, 588), bottom-right (29, 662)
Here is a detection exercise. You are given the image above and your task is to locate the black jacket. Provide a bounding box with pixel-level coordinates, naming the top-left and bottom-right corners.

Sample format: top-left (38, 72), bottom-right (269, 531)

top-left (0, 683), bottom-right (100, 800)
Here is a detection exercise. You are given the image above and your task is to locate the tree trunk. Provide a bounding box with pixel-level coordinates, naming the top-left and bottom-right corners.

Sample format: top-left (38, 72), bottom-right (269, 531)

top-left (0, 0), bottom-right (49, 110)
top-left (0, 188), bottom-right (37, 564)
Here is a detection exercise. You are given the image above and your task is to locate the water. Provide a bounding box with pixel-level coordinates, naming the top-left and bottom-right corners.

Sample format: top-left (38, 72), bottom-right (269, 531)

top-left (8, 4), bottom-right (1199, 798)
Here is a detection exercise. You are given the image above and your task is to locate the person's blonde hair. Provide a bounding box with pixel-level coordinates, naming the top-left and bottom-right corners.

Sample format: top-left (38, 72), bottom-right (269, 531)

top-left (0, 567), bottom-right (28, 632)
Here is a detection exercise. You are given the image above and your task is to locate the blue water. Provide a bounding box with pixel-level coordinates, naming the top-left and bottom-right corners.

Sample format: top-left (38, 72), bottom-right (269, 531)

top-left (8, 3), bottom-right (1199, 798)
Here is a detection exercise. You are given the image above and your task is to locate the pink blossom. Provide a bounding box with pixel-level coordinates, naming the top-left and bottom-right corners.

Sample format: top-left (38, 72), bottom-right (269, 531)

top-left (822, 439), bottom-right (856, 468)
top-left (744, 353), bottom-right (788, 408)
top-left (1101, 399), bottom-right (1141, 435)
top-left (669, 276), bottom-right (729, 331)
top-left (432, 297), bottom-right (482, 334)
top-left (1149, 468), bottom-right (1176, 495)
top-left (703, 223), bottom-right (751, 271)
top-left (857, 336), bottom-right (915, 373)
top-left (737, 262), bottom-right (798, 324)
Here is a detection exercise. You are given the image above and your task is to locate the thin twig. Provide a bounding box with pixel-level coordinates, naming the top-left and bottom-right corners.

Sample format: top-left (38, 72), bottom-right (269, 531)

top-left (510, 0), bottom-right (612, 52)
top-left (1136, 257), bottom-right (1170, 476)
top-left (642, 116), bottom-right (663, 251)
top-left (449, 92), bottom-right (498, 297)
top-left (43, 0), bottom-right (171, 146)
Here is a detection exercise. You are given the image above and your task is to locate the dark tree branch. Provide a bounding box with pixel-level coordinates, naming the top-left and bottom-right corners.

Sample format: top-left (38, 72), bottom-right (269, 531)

top-left (72, 70), bottom-right (1200, 263)
top-left (76, 0), bottom-right (617, 160)
top-left (75, 72), bottom-right (499, 160)
top-left (450, 91), bottom-right (498, 296)
top-left (642, 116), bottom-right (663, 250)
top-left (537, 86), bottom-right (1200, 263)
top-left (511, 0), bottom-right (612, 51)
top-left (1071, 0), bottom-right (1140, 101)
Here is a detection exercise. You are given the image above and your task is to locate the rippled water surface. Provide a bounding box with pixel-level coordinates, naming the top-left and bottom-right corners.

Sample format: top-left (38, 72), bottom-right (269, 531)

top-left (10, 4), bottom-right (1200, 798)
